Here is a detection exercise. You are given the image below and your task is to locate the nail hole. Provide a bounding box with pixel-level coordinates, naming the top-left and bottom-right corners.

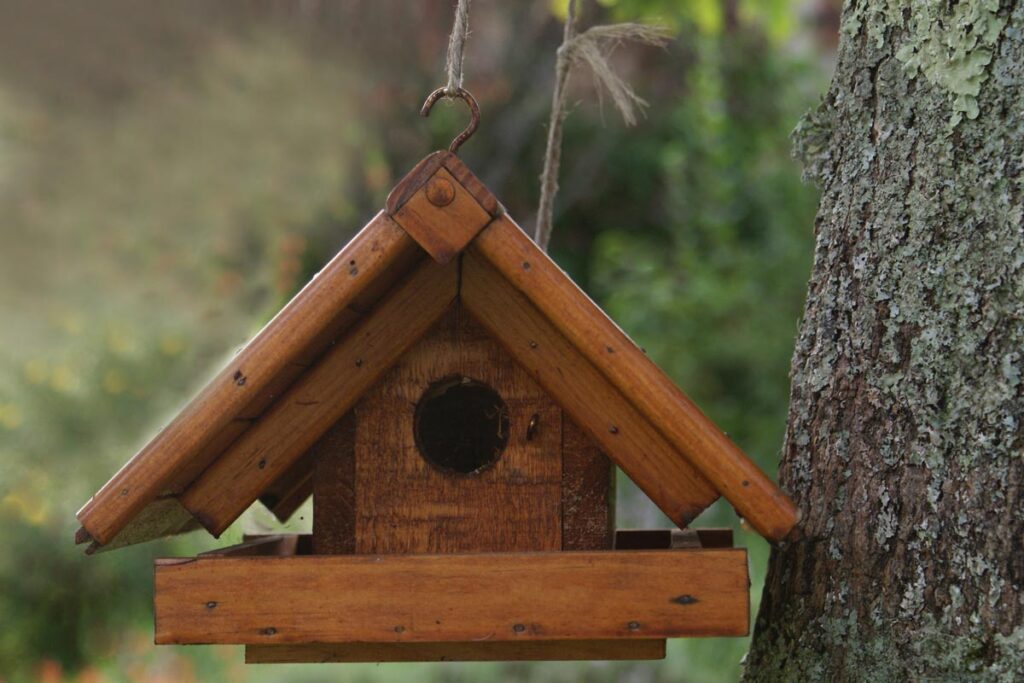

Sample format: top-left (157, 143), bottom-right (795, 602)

top-left (258, 459), bottom-right (267, 470)
top-left (609, 425), bottom-right (619, 434)
top-left (522, 261), bottom-right (531, 270)
top-left (627, 621), bottom-right (641, 631)
top-left (233, 370), bottom-right (246, 386)
top-left (513, 624), bottom-right (526, 633)
top-left (262, 627), bottom-right (277, 636)
top-left (671, 595), bottom-right (698, 605)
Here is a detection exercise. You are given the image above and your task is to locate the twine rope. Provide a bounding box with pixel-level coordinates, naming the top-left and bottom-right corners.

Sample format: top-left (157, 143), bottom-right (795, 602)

top-left (534, 0), bottom-right (580, 253)
top-left (444, 0), bottom-right (472, 96)
top-left (534, 2), bottom-right (670, 251)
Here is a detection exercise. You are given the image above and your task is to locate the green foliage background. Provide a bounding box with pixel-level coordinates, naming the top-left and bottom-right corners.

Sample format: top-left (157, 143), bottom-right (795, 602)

top-left (0, 1), bottom-right (830, 681)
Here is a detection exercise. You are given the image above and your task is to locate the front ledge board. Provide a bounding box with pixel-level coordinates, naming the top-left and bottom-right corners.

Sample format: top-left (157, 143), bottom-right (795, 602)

top-left (154, 548), bottom-right (749, 646)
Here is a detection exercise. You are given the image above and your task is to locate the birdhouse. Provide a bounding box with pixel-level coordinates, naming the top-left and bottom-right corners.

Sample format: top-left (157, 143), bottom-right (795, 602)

top-left (76, 151), bottom-right (798, 664)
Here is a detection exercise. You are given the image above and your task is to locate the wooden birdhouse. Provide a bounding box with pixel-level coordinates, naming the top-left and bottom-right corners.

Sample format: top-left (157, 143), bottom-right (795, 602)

top-left (76, 150), bottom-right (798, 664)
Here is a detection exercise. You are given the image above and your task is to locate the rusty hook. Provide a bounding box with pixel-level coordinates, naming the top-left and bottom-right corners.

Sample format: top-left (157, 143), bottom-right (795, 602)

top-left (420, 87), bottom-right (480, 154)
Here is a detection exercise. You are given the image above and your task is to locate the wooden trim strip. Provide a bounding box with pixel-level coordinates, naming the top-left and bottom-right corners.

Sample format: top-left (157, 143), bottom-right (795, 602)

top-left (76, 212), bottom-right (421, 546)
top-left (461, 250), bottom-right (719, 527)
top-left (179, 259), bottom-right (459, 536)
top-left (469, 215), bottom-right (799, 541)
top-left (245, 640), bottom-right (666, 663)
top-left (614, 529), bottom-right (734, 550)
top-left (198, 535), bottom-right (302, 558)
top-left (154, 549), bottom-right (749, 644)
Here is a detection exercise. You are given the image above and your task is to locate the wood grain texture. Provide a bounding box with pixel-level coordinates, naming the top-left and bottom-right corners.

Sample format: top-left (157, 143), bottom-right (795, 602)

top-left (386, 151), bottom-right (501, 220)
top-left (562, 417), bottom-right (615, 550)
top-left (353, 305), bottom-right (562, 555)
top-left (461, 251), bottom-right (720, 528)
top-left (259, 444), bottom-right (317, 523)
top-left (245, 639), bottom-right (665, 663)
top-left (154, 549), bottom-right (749, 644)
top-left (311, 413), bottom-right (357, 554)
top-left (385, 151), bottom-right (450, 215)
top-left (440, 154), bottom-right (502, 217)
top-left (77, 212), bottom-right (422, 547)
top-left (262, 476), bottom-right (311, 525)
top-left (470, 215), bottom-right (799, 542)
top-left (391, 166), bottom-right (492, 264)
top-left (179, 259), bottom-right (458, 536)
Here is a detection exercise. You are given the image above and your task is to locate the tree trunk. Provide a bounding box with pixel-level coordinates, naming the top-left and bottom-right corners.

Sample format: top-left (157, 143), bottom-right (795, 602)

top-left (744, 2), bottom-right (1024, 681)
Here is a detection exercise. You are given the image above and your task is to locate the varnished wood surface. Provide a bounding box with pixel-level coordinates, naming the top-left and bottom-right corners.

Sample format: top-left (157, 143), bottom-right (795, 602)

top-left (259, 445), bottom-right (316, 523)
top-left (245, 639), bottom-right (666, 663)
top-left (461, 251), bottom-right (721, 527)
top-left (562, 417), bottom-right (615, 550)
top-left (311, 413), bottom-right (357, 554)
top-left (391, 166), bottom-right (492, 264)
top-left (386, 151), bottom-right (501, 219)
top-left (179, 259), bottom-right (458, 536)
top-left (77, 212), bottom-right (422, 547)
top-left (470, 215), bottom-right (799, 541)
top-left (154, 548), bottom-right (749, 644)
top-left (353, 305), bottom-right (562, 555)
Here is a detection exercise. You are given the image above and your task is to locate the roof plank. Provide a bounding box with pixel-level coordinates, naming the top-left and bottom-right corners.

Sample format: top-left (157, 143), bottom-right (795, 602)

top-left (461, 251), bottom-right (720, 528)
top-left (76, 212), bottom-right (422, 547)
top-left (469, 216), bottom-right (800, 541)
top-left (179, 258), bottom-right (459, 537)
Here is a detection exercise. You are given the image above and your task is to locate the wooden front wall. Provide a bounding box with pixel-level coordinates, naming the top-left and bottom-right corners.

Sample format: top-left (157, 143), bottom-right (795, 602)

top-left (313, 303), bottom-right (613, 555)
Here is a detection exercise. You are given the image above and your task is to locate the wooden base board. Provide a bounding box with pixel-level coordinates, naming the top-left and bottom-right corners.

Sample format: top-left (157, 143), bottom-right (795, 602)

top-left (245, 639), bottom-right (666, 663)
top-left (155, 548), bottom-right (748, 646)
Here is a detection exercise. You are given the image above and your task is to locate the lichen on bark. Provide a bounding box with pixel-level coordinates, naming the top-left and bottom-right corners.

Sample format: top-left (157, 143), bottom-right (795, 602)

top-left (744, 1), bottom-right (1024, 681)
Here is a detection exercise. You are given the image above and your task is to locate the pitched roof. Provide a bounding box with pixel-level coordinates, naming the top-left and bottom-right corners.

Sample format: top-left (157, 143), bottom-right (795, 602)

top-left (76, 152), bottom-right (798, 553)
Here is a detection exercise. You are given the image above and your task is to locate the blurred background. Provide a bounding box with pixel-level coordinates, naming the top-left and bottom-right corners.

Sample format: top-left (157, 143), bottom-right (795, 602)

top-left (0, 1), bottom-right (838, 681)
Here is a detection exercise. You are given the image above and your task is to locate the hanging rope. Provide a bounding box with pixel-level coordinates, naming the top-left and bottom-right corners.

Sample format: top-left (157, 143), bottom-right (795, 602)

top-left (534, 0), bottom-right (580, 253)
top-left (419, 0), bottom-right (478, 154)
top-left (444, 0), bottom-right (472, 96)
top-left (534, 2), bottom-right (671, 251)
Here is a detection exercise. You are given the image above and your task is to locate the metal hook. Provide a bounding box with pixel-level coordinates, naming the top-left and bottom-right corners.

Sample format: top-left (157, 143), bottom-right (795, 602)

top-left (420, 87), bottom-right (480, 154)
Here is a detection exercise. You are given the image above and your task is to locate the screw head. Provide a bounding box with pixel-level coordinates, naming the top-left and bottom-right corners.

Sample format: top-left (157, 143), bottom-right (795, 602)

top-left (425, 178), bottom-right (456, 207)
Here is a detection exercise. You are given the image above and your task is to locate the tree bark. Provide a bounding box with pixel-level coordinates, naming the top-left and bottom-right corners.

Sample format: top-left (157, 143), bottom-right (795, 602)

top-left (745, 2), bottom-right (1023, 681)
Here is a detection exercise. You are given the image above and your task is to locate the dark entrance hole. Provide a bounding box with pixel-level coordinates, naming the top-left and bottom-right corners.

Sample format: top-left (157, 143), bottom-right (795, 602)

top-left (414, 376), bottom-right (509, 475)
